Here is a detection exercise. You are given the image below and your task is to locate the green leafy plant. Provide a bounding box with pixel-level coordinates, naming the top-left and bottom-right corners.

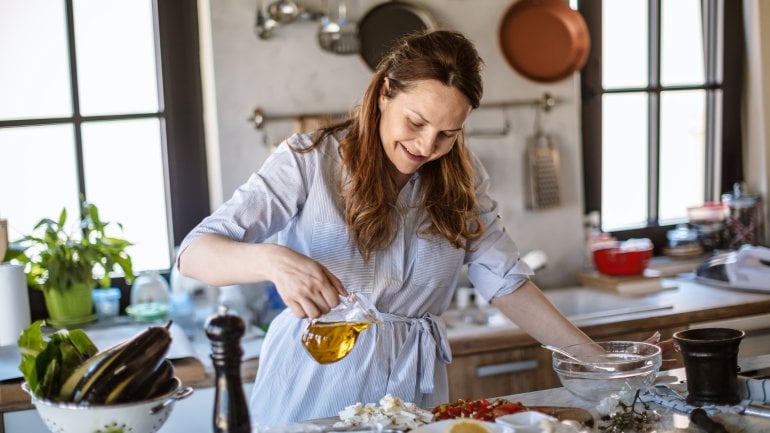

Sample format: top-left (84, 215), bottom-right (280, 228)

top-left (18, 320), bottom-right (98, 399)
top-left (10, 202), bottom-right (135, 293)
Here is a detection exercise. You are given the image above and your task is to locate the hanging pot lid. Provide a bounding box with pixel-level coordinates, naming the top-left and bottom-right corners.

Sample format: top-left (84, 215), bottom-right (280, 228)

top-left (358, 1), bottom-right (437, 71)
top-left (498, 0), bottom-right (590, 83)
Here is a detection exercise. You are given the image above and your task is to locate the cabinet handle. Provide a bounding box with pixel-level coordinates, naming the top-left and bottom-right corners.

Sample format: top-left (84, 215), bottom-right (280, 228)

top-left (476, 359), bottom-right (538, 377)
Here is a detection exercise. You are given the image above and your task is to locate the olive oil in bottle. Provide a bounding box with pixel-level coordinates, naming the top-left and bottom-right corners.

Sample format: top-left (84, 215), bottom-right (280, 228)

top-left (302, 320), bottom-right (372, 364)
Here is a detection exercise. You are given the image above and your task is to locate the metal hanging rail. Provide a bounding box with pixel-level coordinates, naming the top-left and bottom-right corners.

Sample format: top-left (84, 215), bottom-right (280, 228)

top-left (248, 92), bottom-right (563, 136)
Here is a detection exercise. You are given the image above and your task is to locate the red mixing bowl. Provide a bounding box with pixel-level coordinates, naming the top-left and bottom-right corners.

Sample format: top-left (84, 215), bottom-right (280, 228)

top-left (593, 247), bottom-right (653, 276)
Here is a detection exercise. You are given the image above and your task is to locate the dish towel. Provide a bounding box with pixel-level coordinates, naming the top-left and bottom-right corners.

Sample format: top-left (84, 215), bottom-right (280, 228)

top-left (740, 376), bottom-right (770, 403)
top-left (640, 377), bottom-right (770, 416)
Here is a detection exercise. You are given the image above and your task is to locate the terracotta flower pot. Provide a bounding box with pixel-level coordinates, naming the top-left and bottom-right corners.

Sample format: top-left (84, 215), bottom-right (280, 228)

top-left (44, 283), bottom-right (96, 328)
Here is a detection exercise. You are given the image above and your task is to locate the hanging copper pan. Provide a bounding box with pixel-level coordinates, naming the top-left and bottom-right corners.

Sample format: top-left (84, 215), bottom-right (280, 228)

top-left (499, 0), bottom-right (590, 83)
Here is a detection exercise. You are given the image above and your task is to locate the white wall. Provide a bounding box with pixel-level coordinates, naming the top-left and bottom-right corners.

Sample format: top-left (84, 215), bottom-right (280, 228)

top-left (199, 0), bottom-right (587, 288)
top-left (744, 0), bottom-right (770, 246)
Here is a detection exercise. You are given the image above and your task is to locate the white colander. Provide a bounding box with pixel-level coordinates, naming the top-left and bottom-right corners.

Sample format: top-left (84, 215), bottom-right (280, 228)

top-left (23, 378), bottom-right (193, 433)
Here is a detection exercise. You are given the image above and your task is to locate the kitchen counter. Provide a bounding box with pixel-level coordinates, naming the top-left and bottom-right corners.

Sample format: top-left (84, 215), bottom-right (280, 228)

top-left (2, 277), bottom-right (770, 426)
top-left (445, 277), bottom-right (770, 356)
top-left (303, 356), bottom-right (770, 433)
top-left (495, 361), bottom-right (770, 433)
top-left (443, 277), bottom-right (770, 400)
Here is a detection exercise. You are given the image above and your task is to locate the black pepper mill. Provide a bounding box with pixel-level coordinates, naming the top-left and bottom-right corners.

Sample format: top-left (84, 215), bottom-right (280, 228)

top-left (206, 305), bottom-right (251, 433)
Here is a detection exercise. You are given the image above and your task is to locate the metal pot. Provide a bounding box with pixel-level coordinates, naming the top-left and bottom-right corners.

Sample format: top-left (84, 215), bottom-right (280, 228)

top-left (358, 1), bottom-right (437, 71)
top-left (498, 0), bottom-right (590, 83)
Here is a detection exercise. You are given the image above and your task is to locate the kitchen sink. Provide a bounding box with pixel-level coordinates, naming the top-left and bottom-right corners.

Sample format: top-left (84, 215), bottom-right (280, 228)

top-left (443, 286), bottom-right (673, 330)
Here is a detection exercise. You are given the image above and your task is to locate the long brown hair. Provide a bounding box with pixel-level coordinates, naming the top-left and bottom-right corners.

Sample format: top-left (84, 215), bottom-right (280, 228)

top-left (304, 30), bottom-right (485, 260)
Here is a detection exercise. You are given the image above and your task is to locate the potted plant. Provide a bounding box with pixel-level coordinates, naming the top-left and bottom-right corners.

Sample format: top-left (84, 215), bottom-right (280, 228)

top-left (8, 202), bottom-right (135, 327)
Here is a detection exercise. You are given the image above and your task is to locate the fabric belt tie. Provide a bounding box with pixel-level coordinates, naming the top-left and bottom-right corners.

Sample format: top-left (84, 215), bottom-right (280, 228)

top-left (379, 312), bottom-right (452, 397)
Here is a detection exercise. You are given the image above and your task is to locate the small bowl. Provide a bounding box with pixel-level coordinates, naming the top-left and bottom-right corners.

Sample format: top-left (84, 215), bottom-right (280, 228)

top-left (551, 341), bottom-right (662, 402)
top-left (23, 377), bottom-right (193, 433)
top-left (593, 246), bottom-right (653, 276)
top-left (496, 411), bottom-right (558, 433)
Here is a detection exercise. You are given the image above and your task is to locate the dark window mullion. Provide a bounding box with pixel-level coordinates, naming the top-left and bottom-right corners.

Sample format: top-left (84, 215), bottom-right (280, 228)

top-left (703, 0), bottom-right (722, 200)
top-left (64, 0), bottom-right (87, 210)
top-left (648, 0), bottom-right (662, 225)
top-left (0, 112), bottom-right (164, 129)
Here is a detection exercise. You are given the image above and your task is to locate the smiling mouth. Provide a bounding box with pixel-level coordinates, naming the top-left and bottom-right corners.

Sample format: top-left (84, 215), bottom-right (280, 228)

top-left (400, 143), bottom-right (424, 160)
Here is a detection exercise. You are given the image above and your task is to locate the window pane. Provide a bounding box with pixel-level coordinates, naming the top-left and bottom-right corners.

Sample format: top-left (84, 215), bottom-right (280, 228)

top-left (0, 1), bottom-right (72, 120)
top-left (0, 125), bottom-right (80, 238)
top-left (659, 90), bottom-right (705, 223)
top-left (602, 93), bottom-right (648, 231)
top-left (73, 0), bottom-right (159, 116)
top-left (661, 0), bottom-right (704, 86)
top-left (603, 0), bottom-right (648, 89)
top-left (82, 119), bottom-right (170, 272)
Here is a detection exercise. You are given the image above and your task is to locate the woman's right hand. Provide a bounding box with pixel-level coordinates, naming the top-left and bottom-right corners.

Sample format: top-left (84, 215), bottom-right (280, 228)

top-left (266, 245), bottom-right (348, 319)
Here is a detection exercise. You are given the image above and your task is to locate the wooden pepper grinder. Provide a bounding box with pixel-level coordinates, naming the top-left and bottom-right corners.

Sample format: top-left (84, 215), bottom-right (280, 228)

top-left (206, 305), bottom-right (251, 433)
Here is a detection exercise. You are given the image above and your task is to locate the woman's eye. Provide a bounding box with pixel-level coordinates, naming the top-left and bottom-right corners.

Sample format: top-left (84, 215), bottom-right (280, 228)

top-left (407, 119), bottom-right (423, 129)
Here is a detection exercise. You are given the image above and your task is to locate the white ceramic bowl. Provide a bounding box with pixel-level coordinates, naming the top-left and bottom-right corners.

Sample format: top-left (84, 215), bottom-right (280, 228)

top-left (551, 341), bottom-right (662, 402)
top-left (23, 378), bottom-right (193, 433)
top-left (495, 411), bottom-right (558, 433)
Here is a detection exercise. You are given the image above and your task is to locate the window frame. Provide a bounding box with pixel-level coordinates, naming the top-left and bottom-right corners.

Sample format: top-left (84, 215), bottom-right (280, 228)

top-left (2, 0), bottom-right (211, 319)
top-left (579, 0), bottom-right (744, 251)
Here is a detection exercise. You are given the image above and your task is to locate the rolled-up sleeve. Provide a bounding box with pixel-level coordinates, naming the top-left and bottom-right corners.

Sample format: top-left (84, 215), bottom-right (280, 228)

top-left (177, 134), bottom-right (314, 261)
top-left (464, 154), bottom-right (533, 302)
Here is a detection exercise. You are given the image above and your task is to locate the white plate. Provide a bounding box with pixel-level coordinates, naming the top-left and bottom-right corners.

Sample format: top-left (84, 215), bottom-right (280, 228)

top-left (496, 411), bottom-right (557, 433)
top-left (410, 420), bottom-right (514, 433)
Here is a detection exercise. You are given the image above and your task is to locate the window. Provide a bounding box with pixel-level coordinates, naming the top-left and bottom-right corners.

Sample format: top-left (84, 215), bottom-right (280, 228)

top-left (580, 0), bottom-right (744, 248)
top-left (0, 1), bottom-right (209, 277)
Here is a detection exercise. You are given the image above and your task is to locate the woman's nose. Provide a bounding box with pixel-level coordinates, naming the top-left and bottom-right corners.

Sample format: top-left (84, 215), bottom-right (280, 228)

top-left (414, 131), bottom-right (437, 155)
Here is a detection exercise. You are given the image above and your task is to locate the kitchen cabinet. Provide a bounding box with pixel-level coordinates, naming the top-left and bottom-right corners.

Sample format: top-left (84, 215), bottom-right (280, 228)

top-left (447, 326), bottom-right (688, 400)
top-left (447, 344), bottom-right (556, 400)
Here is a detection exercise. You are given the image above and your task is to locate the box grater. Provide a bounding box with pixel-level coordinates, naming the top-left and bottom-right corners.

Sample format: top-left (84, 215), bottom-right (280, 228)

top-left (525, 131), bottom-right (562, 209)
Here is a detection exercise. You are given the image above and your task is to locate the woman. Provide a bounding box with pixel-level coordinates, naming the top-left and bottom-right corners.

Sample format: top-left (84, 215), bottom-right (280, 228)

top-left (179, 30), bottom-right (598, 424)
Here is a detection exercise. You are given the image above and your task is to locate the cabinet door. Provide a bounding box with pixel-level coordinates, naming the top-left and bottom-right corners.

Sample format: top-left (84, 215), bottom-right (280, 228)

top-left (447, 347), bottom-right (557, 400)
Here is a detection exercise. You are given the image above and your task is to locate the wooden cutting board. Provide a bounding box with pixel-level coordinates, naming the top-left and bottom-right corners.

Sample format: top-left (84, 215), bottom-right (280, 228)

top-left (310, 406), bottom-right (594, 431)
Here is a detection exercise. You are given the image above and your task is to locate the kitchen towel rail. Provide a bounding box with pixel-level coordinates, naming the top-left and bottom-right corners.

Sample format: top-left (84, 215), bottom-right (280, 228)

top-left (248, 92), bottom-right (564, 137)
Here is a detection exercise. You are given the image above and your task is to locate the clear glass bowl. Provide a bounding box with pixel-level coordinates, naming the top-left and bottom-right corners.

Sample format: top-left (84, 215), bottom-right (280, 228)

top-left (551, 341), bottom-right (662, 402)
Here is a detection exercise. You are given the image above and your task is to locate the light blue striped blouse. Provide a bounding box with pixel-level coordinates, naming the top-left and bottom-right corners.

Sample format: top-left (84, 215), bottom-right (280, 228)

top-left (179, 132), bottom-right (532, 425)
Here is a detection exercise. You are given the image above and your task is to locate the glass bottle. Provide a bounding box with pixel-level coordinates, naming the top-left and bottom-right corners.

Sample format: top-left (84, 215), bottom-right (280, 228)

top-left (206, 305), bottom-right (251, 433)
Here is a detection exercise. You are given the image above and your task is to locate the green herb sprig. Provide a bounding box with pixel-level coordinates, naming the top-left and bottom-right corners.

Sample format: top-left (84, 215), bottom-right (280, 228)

top-left (599, 389), bottom-right (661, 433)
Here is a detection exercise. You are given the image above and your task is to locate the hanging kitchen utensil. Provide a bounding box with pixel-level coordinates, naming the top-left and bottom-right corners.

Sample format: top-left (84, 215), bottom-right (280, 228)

top-left (255, 0), bottom-right (278, 39)
top-left (358, 1), bottom-right (437, 71)
top-left (499, 0), bottom-right (590, 83)
top-left (318, 0), bottom-right (359, 55)
top-left (525, 102), bottom-right (562, 209)
top-left (267, 0), bottom-right (301, 24)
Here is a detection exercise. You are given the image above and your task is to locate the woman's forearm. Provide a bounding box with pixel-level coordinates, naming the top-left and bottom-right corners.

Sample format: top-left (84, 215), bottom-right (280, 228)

top-left (177, 233), bottom-right (275, 286)
top-left (491, 280), bottom-right (596, 348)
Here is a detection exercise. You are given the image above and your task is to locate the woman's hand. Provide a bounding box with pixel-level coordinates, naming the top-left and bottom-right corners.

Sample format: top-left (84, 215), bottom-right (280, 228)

top-left (266, 245), bottom-right (348, 319)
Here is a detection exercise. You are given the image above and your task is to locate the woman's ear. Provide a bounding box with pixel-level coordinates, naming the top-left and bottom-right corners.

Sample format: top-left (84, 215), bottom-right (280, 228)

top-left (378, 77), bottom-right (390, 109)
top-left (380, 77), bottom-right (390, 100)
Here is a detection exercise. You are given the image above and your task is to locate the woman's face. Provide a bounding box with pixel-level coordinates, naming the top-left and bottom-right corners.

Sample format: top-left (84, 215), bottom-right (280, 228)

top-left (378, 79), bottom-right (471, 185)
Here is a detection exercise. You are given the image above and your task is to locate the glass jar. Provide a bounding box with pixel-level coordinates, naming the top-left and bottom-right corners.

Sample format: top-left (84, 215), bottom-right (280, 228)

top-left (722, 182), bottom-right (764, 249)
top-left (130, 271), bottom-right (170, 305)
